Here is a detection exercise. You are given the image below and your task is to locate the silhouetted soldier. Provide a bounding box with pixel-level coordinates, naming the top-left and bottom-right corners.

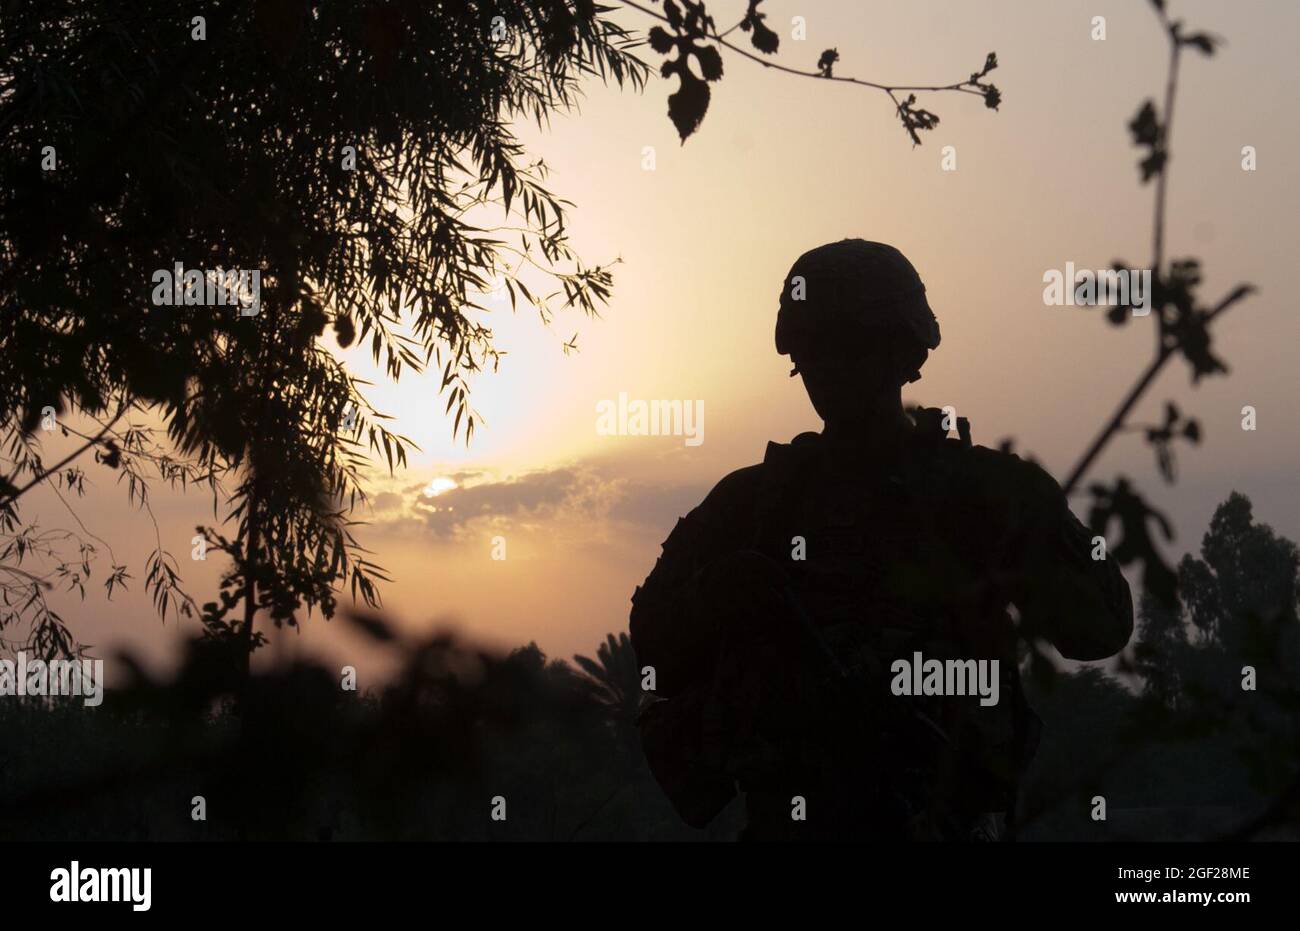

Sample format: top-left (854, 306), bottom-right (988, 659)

top-left (629, 240), bottom-right (1133, 841)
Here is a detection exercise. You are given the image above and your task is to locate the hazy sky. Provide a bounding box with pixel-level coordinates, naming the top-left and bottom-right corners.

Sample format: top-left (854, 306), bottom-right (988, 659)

top-left (22, 0), bottom-right (1300, 685)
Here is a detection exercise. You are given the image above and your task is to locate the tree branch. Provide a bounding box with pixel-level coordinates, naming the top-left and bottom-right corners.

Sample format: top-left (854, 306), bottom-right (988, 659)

top-left (1062, 349), bottom-right (1171, 497)
top-left (0, 402), bottom-right (129, 509)
top-left (619, 0), bottom-right (987, 96)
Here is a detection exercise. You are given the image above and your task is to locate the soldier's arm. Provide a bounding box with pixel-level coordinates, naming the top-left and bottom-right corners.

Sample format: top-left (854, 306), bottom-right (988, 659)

top-left (994, 455), bottom-right (1134, 661)
top-left (629, 465), bottom-right (765, 698)
top-left (629, 514), bottom-right (722, 699)
top-left (629, 468), bottom-right (776, 828)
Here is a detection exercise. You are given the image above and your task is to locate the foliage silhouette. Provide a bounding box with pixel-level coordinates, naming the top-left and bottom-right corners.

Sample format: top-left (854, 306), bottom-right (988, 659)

top-left (1033, 0), bottom-right (1255, 615)
top-left (990, 2), bottom-right (1267, 835)
top-left (0, 0), bottom-right (647, 660)
top-left (571, 631), bottom-right (651, 729)
top-left (626, 0), bottom-right (1000, 144)
top-left (0, 618), bottom-right (720, 841)
top-left (1018, 493), bottom-right (1299, 840)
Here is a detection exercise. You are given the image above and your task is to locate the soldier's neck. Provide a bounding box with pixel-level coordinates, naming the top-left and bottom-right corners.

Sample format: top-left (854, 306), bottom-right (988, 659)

top-left (820, 395), bottom-right (911, 454)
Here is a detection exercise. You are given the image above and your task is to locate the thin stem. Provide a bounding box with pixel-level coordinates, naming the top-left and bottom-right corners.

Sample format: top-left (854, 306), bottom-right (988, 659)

top-left (1062, 21), bottom-right (1184, 497)
top-left (620, 0), bottom-right (984, 96)
top-left (0, 403), bottom-right (129, 508)
top-left (1062, 349), bottom-right (1171, 497)
top-left (1152, 33), bottom-right (1181, 271)
top-left (0, 564), bottom-right (53, 588)
top-left (1062, 281), bottom-right (1251, 499)
top-left (46, 478), bottom-right (118, 568)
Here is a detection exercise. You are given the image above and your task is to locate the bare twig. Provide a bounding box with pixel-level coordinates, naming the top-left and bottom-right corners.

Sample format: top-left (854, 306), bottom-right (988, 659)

top-left (0, 402), bottom-right (129, 508)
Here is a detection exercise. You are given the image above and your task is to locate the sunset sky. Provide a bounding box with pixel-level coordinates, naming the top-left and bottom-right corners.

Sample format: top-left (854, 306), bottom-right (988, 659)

top-left (23, 0), bottom-right (1300, 686)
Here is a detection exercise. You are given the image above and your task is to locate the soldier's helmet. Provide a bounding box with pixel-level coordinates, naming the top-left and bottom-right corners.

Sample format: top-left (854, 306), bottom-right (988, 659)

top-left (775, 239), bottom-right (941, 383)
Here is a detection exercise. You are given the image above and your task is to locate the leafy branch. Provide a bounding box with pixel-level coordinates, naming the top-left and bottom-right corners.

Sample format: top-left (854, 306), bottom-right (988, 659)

top-left (1051, 1), bottom-right (1252, 617)
top-left (623, 0), bottom-right (1000, 143)
top-left (1011, 0), bottom-right (1275, 841)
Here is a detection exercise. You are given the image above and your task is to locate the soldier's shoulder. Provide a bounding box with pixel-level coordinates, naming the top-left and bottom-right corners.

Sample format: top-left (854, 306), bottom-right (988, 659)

top-left (948, 442), bottom-right (1065, 501)
top-left (663, 433), bottom-right (819, 547)
top-left (698, 462), bottom-right (767, 509)
top-left (698, 432), bottom-right (821, 507)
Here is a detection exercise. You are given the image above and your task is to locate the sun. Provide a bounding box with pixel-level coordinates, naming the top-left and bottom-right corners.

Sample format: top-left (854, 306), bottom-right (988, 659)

top-left (422, 477), bottom-right (458, 497)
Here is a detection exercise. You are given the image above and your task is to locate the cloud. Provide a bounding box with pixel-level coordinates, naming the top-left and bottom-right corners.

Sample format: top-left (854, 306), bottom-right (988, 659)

top-left (371, 491), bottom-right (404, 512)
top-left (606, 479), bottom-right (710, 533)
top-left (375, 461), bottom-right (710, 541)
top-left (407, 467), bottom-right (584, 537)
